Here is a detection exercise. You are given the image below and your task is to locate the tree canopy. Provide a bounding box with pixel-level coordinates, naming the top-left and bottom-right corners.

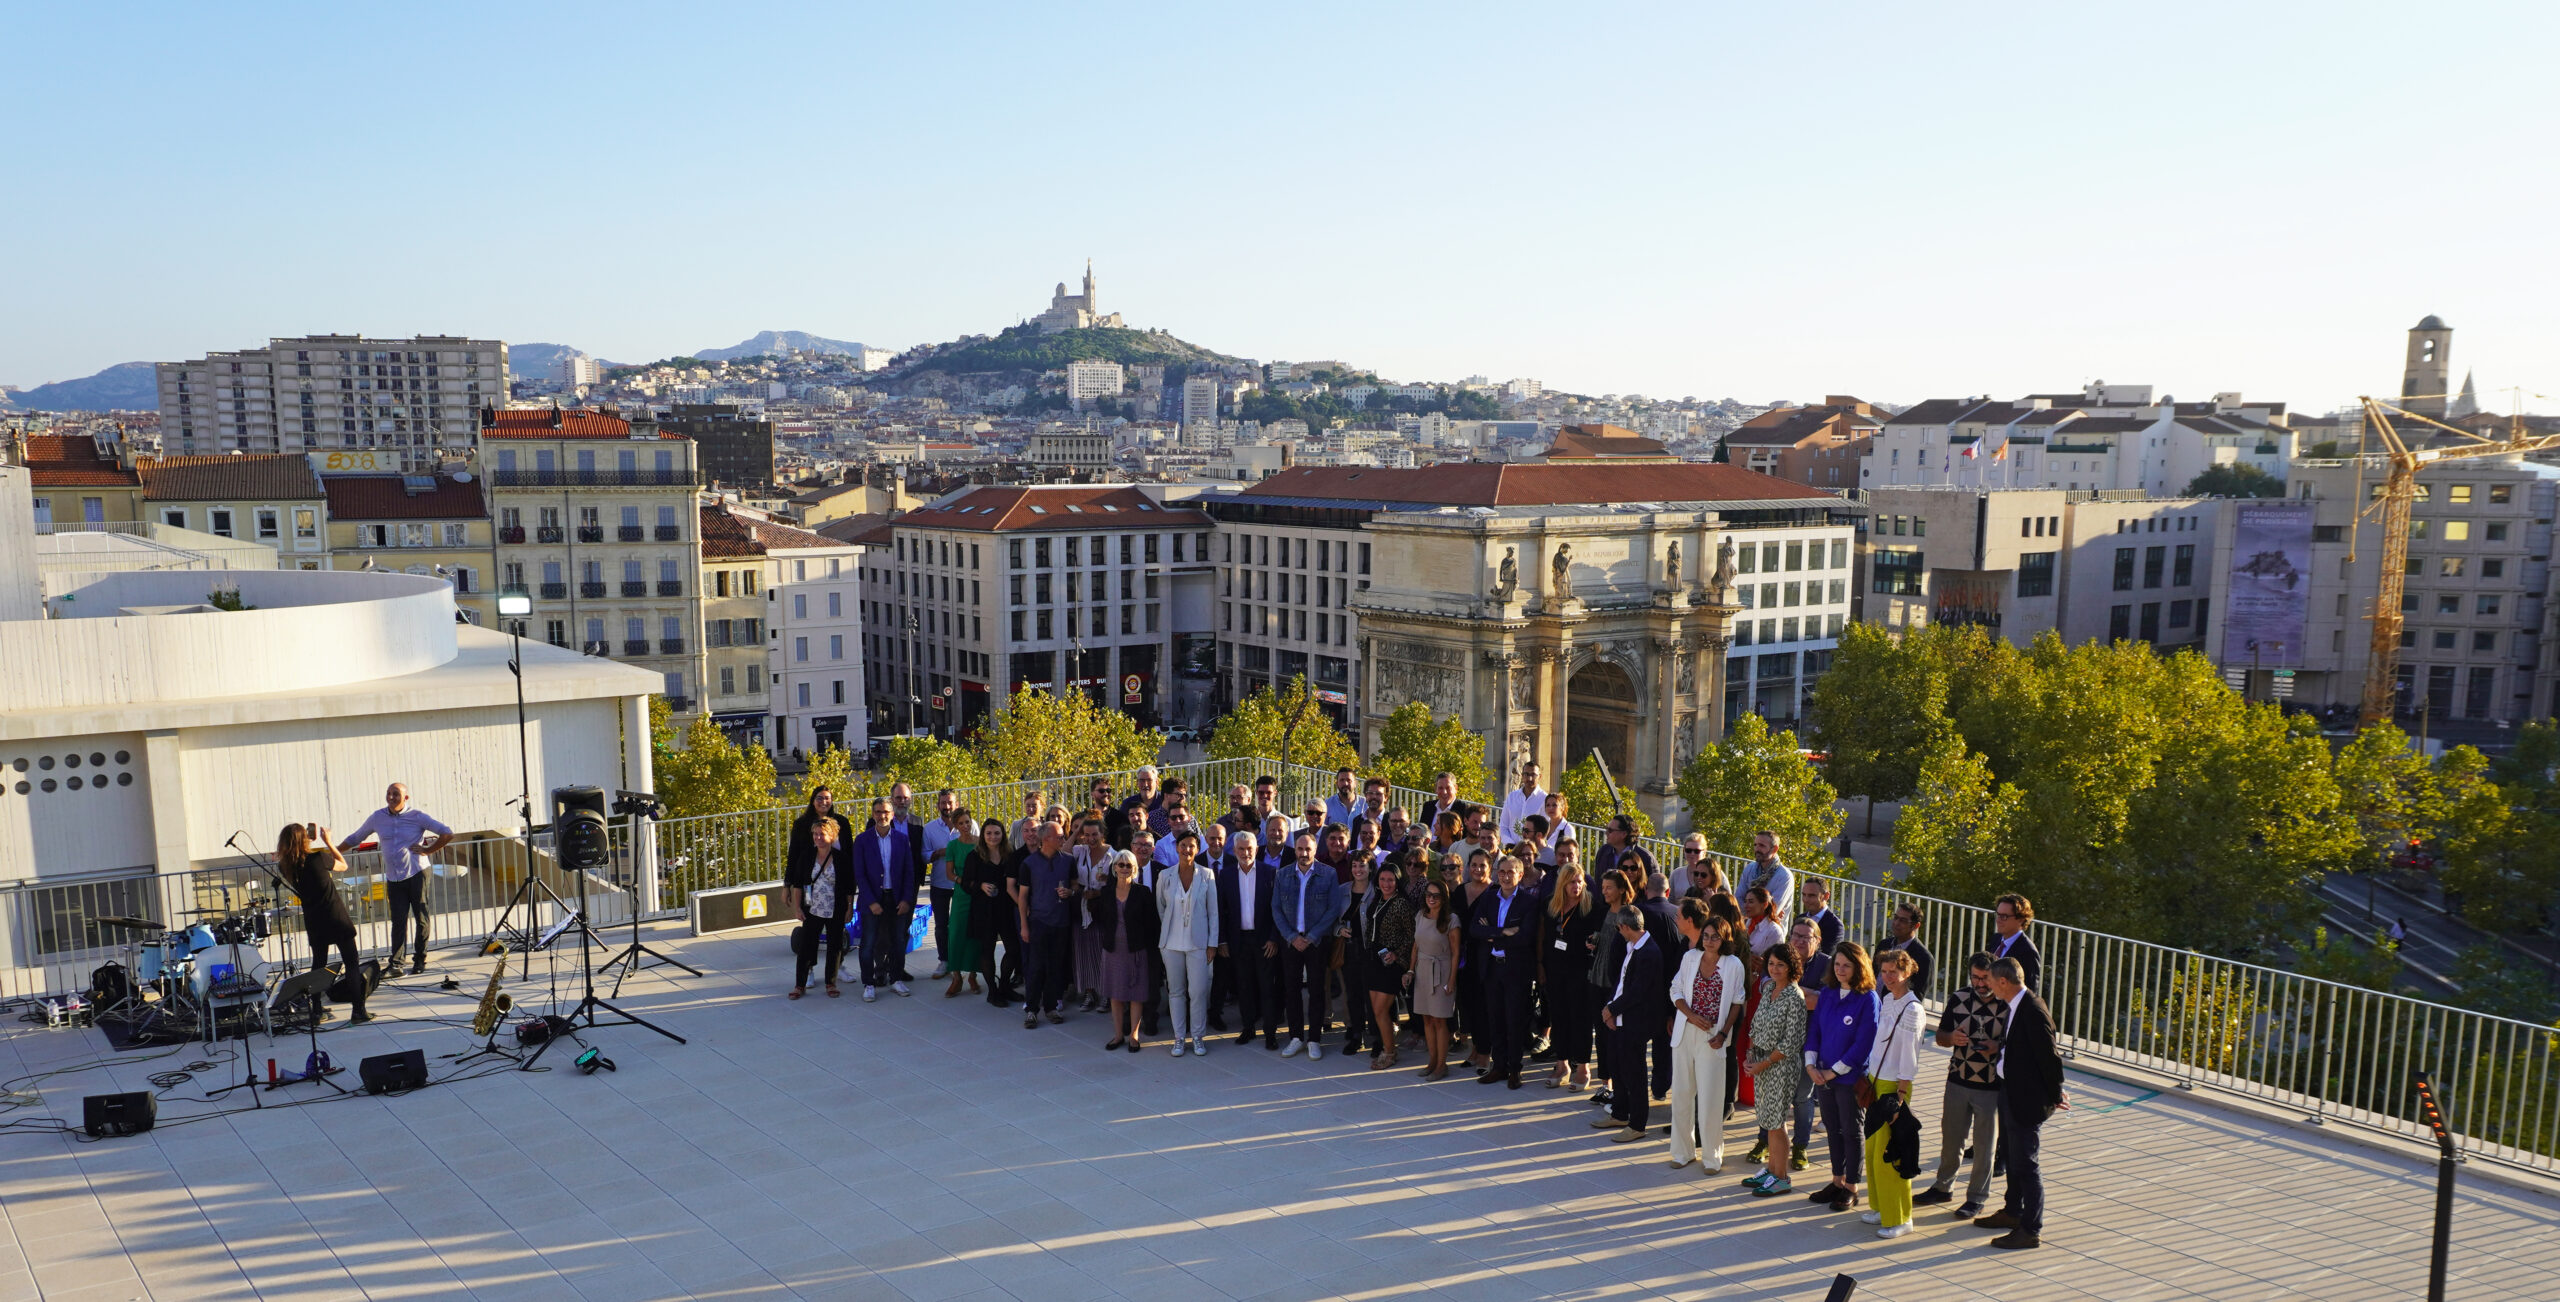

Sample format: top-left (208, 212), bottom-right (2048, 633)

top-left (968, 689), bottom-right (1163, 782)
top-left (1810, 621), bottom-right (1953, 830)
top-left (1674, 713), bottom-right (1841, 860)
top-left (1560, 752), bottom-right (1653, 836)
top-left (652, 701), bottom-right (780, 819)
top-left (1207, 676), bottom-right (1359, 773)
top-left (1368, 701), bottom-right (1490, 802)
top-left (2183, 463), bottom-right (2285, 498)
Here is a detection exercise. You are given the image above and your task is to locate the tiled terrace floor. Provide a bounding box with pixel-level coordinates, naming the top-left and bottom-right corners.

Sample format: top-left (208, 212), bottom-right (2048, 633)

top-left (2, 923), bottom-right (2554, 1301)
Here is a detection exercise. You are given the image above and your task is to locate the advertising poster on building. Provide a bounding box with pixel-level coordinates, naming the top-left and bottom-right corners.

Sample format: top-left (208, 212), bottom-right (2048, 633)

top-left (2221, 501), bottom-right (2313, 666)
top-left (1928, 569), bottom-right (2005, 633)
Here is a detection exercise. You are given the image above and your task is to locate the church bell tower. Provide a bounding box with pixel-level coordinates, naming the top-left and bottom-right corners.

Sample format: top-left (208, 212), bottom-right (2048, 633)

top-left (2402, 315), bottom-right (2453, 418)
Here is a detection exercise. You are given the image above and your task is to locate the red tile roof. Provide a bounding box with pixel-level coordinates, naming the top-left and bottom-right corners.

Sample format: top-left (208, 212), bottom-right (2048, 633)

top-left (20, 435), bottom-right (140, 488)
top-left (699, 506), bottom-right (857, 558)
top-left (323, 474), bottom-right (486, 520)
top-left (1544, 424), bottom-right (1672, 459)
top-left (1236, 463), bottom-right (1834, 507)
top-left (138, 454), bottom-right (324, 502)
top-left (894, 485), bottom-right (1213, 532)
top-left (479, 406), bottom-right (679, 440)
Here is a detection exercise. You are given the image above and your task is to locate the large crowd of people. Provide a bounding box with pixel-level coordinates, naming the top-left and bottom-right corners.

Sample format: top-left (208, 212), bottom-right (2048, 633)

top-left (778, 766), bottom-right (2066, 1251)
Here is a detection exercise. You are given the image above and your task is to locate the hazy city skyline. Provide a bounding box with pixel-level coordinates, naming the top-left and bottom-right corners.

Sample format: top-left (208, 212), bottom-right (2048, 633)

top-left (7, 4), bottom-right (2554, 411)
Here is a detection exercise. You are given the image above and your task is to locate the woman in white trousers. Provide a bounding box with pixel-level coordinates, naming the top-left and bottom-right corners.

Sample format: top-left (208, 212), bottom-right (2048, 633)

top-left (1666, 900), bottom-right (1746, 1173)
top-left (1155, 829), bottom-right (1222, 1057)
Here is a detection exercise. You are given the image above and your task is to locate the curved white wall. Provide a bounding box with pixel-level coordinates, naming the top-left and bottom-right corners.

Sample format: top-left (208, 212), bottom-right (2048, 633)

top-left (0, 571), bottom-right (458, 711)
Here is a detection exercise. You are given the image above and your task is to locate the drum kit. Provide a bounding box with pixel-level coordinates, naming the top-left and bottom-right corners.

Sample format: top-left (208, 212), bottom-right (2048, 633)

top-left (91, 896), bottom-right (297, 1043)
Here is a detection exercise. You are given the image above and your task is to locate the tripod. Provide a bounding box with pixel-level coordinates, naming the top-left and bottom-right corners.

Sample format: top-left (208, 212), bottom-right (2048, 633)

top-left (263, 968), bottom-right (349, 1094)
top-left (524, 809), bottom-right (685, 1070)
top-left (596, 805), bottom-right (700, 996)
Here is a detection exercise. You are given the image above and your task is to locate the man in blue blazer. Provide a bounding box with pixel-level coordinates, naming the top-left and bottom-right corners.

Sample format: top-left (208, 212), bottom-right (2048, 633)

top-left (851, 797), bottom-right (915, 1001)
top-left (1272, 830), bottom-right (1341, 1061)
top-left (1216, 830), bottom-right (1281, 1050)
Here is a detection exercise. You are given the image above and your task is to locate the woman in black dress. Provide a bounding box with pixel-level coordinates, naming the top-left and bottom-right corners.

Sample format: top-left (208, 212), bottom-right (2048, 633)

top-left (279, 823), bottom-right (370, 1024)
top-left (1360, 859), bottom-right (1416, 1071)
top-left (962, 819), bottom-right (1016, 1007)
top-left (1538, 865), bottom-right (1603, 1091)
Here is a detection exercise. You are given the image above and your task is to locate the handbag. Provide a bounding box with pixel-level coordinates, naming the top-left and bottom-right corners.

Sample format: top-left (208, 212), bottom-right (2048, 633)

top-left (1854, 995), bottom-right (1914, 1109)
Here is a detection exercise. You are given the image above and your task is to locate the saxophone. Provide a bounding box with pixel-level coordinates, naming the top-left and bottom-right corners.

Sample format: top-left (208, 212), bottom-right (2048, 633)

top-left (470, 947), bottom-right (514, 1037)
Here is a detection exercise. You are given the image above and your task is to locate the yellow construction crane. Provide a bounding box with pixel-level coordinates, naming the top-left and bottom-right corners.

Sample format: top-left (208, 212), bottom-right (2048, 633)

top-left (2353, 396), bottom-right (2560, 727)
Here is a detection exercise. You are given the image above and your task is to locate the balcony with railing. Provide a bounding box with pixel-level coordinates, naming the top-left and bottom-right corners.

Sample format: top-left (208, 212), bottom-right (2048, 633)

top-left (657, 638), bottom-right (685, 655)
top-left (580, 581), bottom-right (608, 599)
top-left (656, 580), bottom-right (683, 597)
top-left (654, 525), bottom-right (682, 541)
top-left (492, 468), bottom-right (697, 488)
top-left (621, 639), bottom-right (650, 655)
top-left (618, 525), bottom-right (645, 542)
top-left (576, 525), bottom-right (604, 543)
top-left (536, 526), bottom-right (565, 543)
top-left (620, 581), bottom-right (648, 597)
top-left (539, 582), bottom-right (567, 599)
top-left (499, 526), bottom-right (526, 544)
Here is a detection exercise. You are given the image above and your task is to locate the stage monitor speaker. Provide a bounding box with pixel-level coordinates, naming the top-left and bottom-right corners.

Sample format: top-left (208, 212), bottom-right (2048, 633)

top-left (358, 1049), bottom-right (429, 1095)
top-left (552, 784), bottom-right (607, 825)
top-left (83, 1091), bottom-right (156, 1137)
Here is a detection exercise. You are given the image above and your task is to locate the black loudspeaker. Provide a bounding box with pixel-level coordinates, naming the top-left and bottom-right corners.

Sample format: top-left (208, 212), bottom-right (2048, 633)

top-left (358, 1049), bottom-right (429, 1094)
top-left (326, 959), bottom-right (382, 1005)
top-left (83, 1091), bottom-right (156, 1137)
top-left (553, 784), bottom-right (611, 875)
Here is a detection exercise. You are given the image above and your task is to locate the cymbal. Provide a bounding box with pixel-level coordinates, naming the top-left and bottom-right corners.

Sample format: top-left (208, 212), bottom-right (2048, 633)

top-left (94, 916), bottom-right (161, 931)
top-left (181, 908), bottom-right (232, 916)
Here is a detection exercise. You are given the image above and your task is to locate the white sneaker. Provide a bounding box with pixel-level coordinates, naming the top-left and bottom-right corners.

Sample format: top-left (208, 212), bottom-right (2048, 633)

top-left (1169, 1042), bottom-right (1188, 1058)
top-left (892, 981), bottom-right (911, 997)
top-left (930, 964), bottom-right (949, 979)
top-left (1281, 1038), bottom-right (1305, 1058)
top-left (1859, 1211), bottom-right (1882, 1225)
top-left (1190, 1038), bottom-right (1208, 1058)
top-left (1877, 1224), bottom-right (1911, 1239)
top-left (861, 987), bottom-right (877, 1002)
top-left (1307, 1042), bottom-right (1324, 1062)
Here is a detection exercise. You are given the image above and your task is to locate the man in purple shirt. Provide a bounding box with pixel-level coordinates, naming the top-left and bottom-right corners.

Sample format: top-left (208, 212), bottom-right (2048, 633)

top-left (339, 782), bottom-right (452, 975)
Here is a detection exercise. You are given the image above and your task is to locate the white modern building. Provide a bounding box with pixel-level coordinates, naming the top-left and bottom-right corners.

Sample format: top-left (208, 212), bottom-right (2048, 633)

top-left (0, 465), bottom-right (660, 997)
top-left (1866, 386), bottom-right (2295, 497)
top-left (155, 335), bottom-right (507, 468)
top-left (1066, 359), bottom-right (1125, 408)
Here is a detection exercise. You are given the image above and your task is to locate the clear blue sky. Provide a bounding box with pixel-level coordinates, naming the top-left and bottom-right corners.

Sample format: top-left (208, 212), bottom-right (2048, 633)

top-left (6, 3), bottom-right (2555, 413)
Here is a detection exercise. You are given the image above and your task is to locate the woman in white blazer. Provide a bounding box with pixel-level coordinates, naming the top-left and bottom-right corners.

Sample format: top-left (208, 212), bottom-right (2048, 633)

top-left (1666, 899), bottom-right (1746, 1173)
top-left (1861, 948), bottom-right (1926, 1237)
top-left (1155, 828), bottom-right (1223, 1058)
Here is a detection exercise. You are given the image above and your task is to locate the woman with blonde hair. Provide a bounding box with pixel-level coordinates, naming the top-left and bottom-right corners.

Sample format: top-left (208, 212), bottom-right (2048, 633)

top-left (1092, 850), bottom-right (1159, 1053)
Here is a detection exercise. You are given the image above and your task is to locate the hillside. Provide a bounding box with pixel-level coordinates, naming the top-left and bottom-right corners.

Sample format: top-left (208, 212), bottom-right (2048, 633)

top-left (0, 361), bottom-right (158, 411)
top-left (698, 330), bottom-right (867, 361)
top-left (508, 342), bottom-right (607, 381)
top-left (895, 325), bottom-right (1238, 377)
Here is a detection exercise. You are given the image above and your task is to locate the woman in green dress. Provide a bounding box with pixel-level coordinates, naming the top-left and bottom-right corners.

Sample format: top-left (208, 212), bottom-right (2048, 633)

top-left (940, 810), bottom-right (984, 997)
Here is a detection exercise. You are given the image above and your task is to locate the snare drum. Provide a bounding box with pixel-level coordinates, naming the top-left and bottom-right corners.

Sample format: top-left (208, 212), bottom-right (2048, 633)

top-left (180, 924), bottom-right (217, 955)
top-left (136, 939), bottom-right (179, 984)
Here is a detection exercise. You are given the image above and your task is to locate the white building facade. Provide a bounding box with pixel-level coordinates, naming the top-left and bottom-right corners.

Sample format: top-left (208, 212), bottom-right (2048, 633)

top-left (767, 543), bottom-right (870, 756)
top-left (156, 335), bottom-right (507, 468)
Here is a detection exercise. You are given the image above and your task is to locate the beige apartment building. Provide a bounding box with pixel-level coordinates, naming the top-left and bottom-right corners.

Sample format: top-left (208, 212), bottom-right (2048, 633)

top-left (483, 407), bottom-right (707, 713)
top-left (156, 336), bottom-right (506, 468)
top-left (322, 472), bottom-right (493, 624)
top-left (697, 505), bottom-right (862, 749)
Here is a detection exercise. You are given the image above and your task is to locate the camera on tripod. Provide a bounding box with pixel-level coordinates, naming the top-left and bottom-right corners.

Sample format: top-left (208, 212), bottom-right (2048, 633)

top-left (609, 789), bottom-right (665, 821)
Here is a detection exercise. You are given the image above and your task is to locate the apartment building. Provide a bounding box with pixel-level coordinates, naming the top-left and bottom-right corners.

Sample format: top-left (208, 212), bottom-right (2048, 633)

top-left (1066, 359), bottom-right (1125, 408)
top-left (855, 484), bottom-right (1215, 741)
top-left (482, 407), bottom-right (707, 711)
top-left (18, 435), bottom-right (144, 527)
top-left (766, 541), bottom-right (869, 757)
top-left (1181, 375), bottom-right (1220, 430)
top-left (155, 336), bottom-right (505, 467)
top-left (660, 403), bottom-right (775, 490)
top-left (1867, 388), bottom-right (2294, 497)
top-left (1028, 430), bottom-right (1112, 470)
top-left (696, 505), bottom-right (861, 750)
top-left (137, 455), bottom-right (328, 568)
top-left (1861, 487), bottom-right (2221, 656)
top-left (2262, 456), bottom-right (2550, 722)
top-left (322, 473), bottom-right (491, 623)
top-left (1723, 397), bottom-right (1882, 490)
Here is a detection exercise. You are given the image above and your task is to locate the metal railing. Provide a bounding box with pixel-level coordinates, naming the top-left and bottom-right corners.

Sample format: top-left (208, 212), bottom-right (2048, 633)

top-left (8, 756), bottom-right (2547, 1176)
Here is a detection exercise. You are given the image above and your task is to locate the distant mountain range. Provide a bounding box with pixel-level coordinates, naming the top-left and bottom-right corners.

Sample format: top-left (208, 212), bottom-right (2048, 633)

top-left (0, 361), bottom-right (158, 412)
top-left (509, 342), bottom-right (606, 381)
top-left (695, 331), bottom-right (868, 361)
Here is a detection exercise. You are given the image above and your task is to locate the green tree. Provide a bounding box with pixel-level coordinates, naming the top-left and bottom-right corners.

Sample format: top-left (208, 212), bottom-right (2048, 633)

top-left (2183, 463), bottom-right (2286, 498)
top-left (1559, 752), bottom-right (1653, 836)
top-left (2332, 726), bottom-right (2445, 876)
top-left (655, 712), bottom-right (780, 818)
top-left (1206, 676), bottom-right (1358, 773)
top-left (1893, 738), bottom-right (2025, 899)
top-left (2289, 926), bottom-right (2404, 992)
top-left (969, 689), bottom-right (1163, 782)
top-left (205, 587), bottom-right (255, 611)
top-left (872, 735), bottom-right (989, 794)
top-left (1367, 701), bottom-right (1490, 801)
top-left (2446, 944), bottom-right (2558, 1023)
top-left (1674, 713), bottom-right (1842, 859)
top-left (1810, 621), bottom-right (1954, 833)
top-left (789, 743), bottom-right (866, 808)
